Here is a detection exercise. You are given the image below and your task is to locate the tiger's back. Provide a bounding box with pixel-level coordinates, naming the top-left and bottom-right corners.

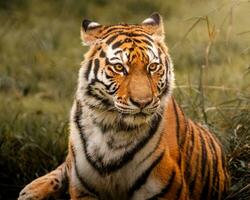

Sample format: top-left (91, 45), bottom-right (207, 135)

top-left (18, 13), bottom-right (229, 200)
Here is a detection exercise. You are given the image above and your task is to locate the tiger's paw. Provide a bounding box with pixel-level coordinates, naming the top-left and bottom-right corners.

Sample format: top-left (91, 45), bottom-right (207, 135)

top-left (18, 186), bottom-right (48, 200)
top-left (18, 177), bottom-right (61, 200)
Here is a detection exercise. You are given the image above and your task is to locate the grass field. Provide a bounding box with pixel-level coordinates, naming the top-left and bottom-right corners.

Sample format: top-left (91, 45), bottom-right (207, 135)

top-left (0, 0), bottom-right (249, 199)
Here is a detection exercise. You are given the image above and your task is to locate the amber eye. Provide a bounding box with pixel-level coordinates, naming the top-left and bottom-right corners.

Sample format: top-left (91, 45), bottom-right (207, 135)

top-left (148, 63), bottom-right (158, 73)
top-left (114, 64), bottom-right (125, 72)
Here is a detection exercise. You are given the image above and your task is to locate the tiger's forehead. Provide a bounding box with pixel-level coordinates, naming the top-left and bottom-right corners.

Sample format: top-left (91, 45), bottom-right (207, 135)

top-left (100, 24), bottom-right (155, 37)
top-left (100, 27), bottom-right (160, 65)
top-left (106, 43), bottom-right (158, 66)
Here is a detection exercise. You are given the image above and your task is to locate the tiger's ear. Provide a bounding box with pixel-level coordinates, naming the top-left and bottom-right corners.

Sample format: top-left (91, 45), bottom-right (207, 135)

top-left (81, 19), bottom-right (103, 46)
top-left (142, 13), bottom-right (165, 41)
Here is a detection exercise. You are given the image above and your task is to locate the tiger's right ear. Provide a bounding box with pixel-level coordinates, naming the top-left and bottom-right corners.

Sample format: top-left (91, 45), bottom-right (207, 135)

top-left (81, 19), bottom-right (103, 46)
top-left (142, 13), bottom-right (165, 41)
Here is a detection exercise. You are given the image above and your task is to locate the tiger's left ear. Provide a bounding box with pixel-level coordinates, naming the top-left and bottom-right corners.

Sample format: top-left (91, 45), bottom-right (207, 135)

top-left (142, 13), bottom-right (165, 41)
top-left (81, 19), bottom-right (104, 46)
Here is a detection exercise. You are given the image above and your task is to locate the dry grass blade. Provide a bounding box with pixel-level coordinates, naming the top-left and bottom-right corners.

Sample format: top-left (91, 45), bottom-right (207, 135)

top-left (172, 16), bottom-right (206, 49)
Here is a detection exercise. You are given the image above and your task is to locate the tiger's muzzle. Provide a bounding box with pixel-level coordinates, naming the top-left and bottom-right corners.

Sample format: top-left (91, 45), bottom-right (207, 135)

top-left (114, 97), bottom-right (160, 116)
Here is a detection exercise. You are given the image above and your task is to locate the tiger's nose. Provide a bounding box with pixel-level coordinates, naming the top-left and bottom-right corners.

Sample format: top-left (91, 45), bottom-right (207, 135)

top-left (130, 97), bottom-right (152, 109)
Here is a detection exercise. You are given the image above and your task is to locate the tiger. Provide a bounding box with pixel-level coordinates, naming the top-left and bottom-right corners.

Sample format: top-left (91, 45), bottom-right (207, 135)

top-left (18, 13), bottom-right (230, 200)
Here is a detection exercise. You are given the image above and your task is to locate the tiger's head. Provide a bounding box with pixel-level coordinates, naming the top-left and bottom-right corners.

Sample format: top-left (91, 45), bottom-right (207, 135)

top-left (77, 13), bottom-right (174, 123)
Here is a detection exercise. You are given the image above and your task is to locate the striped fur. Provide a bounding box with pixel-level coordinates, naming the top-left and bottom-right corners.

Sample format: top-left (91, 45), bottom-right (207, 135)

top-left (18, 13), bottom-right (229, 200)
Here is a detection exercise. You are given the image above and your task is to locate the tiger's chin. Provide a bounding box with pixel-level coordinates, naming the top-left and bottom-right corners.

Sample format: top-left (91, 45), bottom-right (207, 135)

top-left (114, 106), bottom-right (160, 127)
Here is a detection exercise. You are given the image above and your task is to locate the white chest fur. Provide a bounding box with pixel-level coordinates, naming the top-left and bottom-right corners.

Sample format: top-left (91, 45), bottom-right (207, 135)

top-left (69, 101), bottom-right (163, 199)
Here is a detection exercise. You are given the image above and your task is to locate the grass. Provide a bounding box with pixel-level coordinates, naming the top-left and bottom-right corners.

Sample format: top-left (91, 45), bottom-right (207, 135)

top-left (0, 0), bottom-right (249, 199)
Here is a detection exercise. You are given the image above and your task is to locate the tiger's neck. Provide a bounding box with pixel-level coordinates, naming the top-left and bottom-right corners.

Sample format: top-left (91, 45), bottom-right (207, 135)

top-left (70, 98), bottom-right (166, 175)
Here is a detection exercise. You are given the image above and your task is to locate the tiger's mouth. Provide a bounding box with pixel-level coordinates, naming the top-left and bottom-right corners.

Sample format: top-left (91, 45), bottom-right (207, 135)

top-left (112, 103), bottom-right (162, 127)
top-left (114, 102), bottom-right (160, 116)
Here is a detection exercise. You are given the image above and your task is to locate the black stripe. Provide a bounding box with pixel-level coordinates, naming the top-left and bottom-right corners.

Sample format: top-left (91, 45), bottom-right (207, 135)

top-left (114, 50), bottom-right (123, 55)
top-left (106, 32), bottom-right (154, 45)
top-left (129, 33), bottom-right (154, 42)
top-left (199, 130), bottom-right (208, 179)
top-left (179, 110), bottom-right (188, 149)
top-left (112, 39), bottom-right (125, 49)
top-left (96, 119), bottom-right (141, 135)
top-left (184, 125), bottom-right (195, 181)
top-left (197, 124), bottom-right (222, 150)
top-left (160, 83), bottom-right (169, 97)
top-left (148, 48), bottom-right (158, 59)
top-left (137, 130), bottom-right (163, 166)
top-left (133, 38), bottom-right (142, 43)
top-left (102, 26), bottom-right (132, 37)
top-left (70, 145), bottom-right (99, 197)
top-left (147, 170), bottom-right (176, 200)
top-left (107, 137), bottom-right (133, 150)
top-left (175, 179), bottom-right (183, 200)
top-left (200, 133), bottom-right (220, 198)
top-left (177, 155), bottom-right (182, 170)
top-left (157, 47), bottom-right (162, 56)
top-left (159, 56), bottom-right (163, 66)
top-left (128, 54), bottom-right (137, 63)
top-left (103, 25), bottom-right (148, 37)
top-left (172, 99), bottom-right (180, 146)
top-left (103, 27), bottom-right (126, 36)
top-left (83, 97), bottom-right (109, 111)
top-left (99, 50), bottom-right (106, 58)
top-left (140, 39), bottom-right (153, 47)
top-left (197, 124), bottom-right (229, 198)
top-left (172, 99), bottom-right (182, 167)
top-left (128, 152), bottom-right (164, 197)
top-left (206, 132), bottom-right (220, 200)
top-left (93, 59), bottom-right (100, 79)
top-left (106, 81), bottom-right (119, 95)
top-left (103, 30), bottom-right (153, 43)
top-left (102, 27), bottom-right (148, 38)
top-left (159, 58), bottom-right (170, 97)
top-left (87, 78), bottom-right (111, 92)
top-left (189, 148), bottom-right (200, 197)
top-left (200, 169), bottom-right (211, 200)
top-left (165, 56), bottom-right (170, 68)
top-left (110, 57), bottom-right (119, 61)
top-left (106, 34), bottom-right (118, 44)
top-left (199, 130), bottom-right (210, 200)
top-left (84, 60), bottom-right (93, 80)
top-left (138, 46), bottom-right (146, 52)
top-left (75, 101), bottom-right (162, 175)
top-left (85, 87), bottom-right (112, 108)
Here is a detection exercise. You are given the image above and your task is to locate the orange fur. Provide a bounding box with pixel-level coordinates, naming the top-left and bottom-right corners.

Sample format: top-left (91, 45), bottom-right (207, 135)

top-left (18, 13), bottom-right (229, 200)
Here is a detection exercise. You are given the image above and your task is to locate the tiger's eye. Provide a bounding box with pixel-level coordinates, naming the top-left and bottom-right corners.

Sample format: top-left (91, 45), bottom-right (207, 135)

top-left (148, 63), bottom-right (158, 72)
top-left (114, 64), bottom-right (124, 72)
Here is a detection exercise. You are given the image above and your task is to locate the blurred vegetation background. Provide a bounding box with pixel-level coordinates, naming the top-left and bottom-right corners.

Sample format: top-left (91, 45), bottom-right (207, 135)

top-left (0, 0), bottom-right (249, 199)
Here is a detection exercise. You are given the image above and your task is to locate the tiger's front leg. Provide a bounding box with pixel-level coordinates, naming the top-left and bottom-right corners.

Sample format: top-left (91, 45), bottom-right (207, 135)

top-left (70, 192), bottom-right (97, 200)
top-left (70, 190), bottom-right (97, 200)
top-left (18, 163), bottom-right (68, 200)
top-left (69, 183), bottom-right (98, 200)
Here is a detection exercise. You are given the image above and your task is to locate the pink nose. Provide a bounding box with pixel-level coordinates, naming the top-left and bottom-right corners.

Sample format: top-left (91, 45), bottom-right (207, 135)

top-left (130, 97), bottom-right (152, 108)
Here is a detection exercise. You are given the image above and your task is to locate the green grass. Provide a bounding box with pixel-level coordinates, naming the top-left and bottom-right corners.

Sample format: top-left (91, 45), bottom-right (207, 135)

top-left (0, 0), bottom-right (249, 199)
